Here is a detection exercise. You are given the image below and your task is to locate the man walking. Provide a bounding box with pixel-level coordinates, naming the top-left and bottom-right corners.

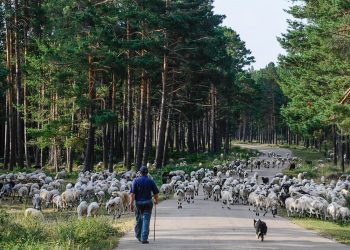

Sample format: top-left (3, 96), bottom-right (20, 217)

top-left (130, 166), bottom-right (159, 244)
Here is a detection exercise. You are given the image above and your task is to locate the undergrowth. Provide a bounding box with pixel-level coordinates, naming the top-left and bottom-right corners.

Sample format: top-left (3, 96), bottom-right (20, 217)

top-left (0, 209), bottom-right (133, 250)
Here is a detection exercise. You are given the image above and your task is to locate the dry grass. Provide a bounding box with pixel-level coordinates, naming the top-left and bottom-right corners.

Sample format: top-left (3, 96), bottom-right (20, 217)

top-left (0, 199), bottom-right (134, 250)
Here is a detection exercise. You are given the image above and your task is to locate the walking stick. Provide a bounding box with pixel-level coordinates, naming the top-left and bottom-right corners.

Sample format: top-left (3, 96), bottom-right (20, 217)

top-left (154, 203), bottom-right (157, 241)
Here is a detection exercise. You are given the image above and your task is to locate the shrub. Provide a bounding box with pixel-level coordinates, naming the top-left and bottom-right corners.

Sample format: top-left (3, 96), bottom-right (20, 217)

top-left (56, 217), bottom-right (116, 247)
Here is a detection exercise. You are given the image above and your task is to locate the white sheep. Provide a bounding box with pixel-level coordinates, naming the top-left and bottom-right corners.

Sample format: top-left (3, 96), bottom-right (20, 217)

top-left (77, 200), bottom-right (88, 218)
top-left (32, 194), bottom-right (42, 210)
top-left (285, 197), bottom-right (296, 217)
top-left (105, 197), bottom-right (123, 219)
top-left (221, 187), bottom-right (233, 209)
top-left (52, 194), bottom-right (63, 211)
top-left (213, 185), bottom-right (221, 202)
top-left (327, 202), bottom-right (340, 220)
top-left (115, 191), bottom-right (130, 214)
top-left (160, 184), bottom-right (172, 200)
top-left (18, 186), bottom-right (29, 203)
top-left (24, 208), bottom-right (44, 221)
top-left (61, 190), bottom-right (76, 210)
top-left (337, 207), bottom-right (350, 222)
top-left (40, 189), bottom-right (51, 208)
top-left (203, 183), bottom-right (213, 200)
top-left (175, 189), bottom-right (185, 209)
top-left (185, 184), bottom-right (195, 204)
top-left (95, 190), bottom-right (105, 204)
top-left (87, 202), bottom-right (100, 217)
top-left (55, 170), bottom-right (66, 180)
top-left (193, 180), bottom-right (199, 196)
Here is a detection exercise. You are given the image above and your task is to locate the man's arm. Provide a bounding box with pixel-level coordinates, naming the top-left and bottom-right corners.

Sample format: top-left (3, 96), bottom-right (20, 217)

top-left (151, 180), bottom-right (159, 205)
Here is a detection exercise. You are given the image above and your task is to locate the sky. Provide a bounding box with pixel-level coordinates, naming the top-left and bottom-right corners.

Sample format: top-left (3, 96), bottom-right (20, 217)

top-left (213, 0), bottom-right (292, 70)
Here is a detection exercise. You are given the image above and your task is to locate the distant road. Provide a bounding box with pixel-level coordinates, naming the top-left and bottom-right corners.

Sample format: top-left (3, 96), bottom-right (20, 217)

top-left (116, 145), bottom-right (349, 250)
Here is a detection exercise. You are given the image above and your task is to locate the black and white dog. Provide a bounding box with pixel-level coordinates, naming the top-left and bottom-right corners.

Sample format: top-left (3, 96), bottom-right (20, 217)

top-left (254, 219), bottom-right (267, 242)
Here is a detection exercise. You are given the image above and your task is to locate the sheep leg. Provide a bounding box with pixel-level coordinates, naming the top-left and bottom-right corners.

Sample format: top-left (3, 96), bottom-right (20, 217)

top-left (263, 209), bottom-right (268, 217)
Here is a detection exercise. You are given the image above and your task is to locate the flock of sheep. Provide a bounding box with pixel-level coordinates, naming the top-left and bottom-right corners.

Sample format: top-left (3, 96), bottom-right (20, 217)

top-left (0, 169), bottom-right (136, 220)
top-left (160, 153), bottom-right (350, 223)
top-left (1, 150), bottom-right (350, 225)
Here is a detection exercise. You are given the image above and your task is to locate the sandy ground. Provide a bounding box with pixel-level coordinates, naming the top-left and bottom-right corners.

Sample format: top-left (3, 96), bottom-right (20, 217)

top-left (116, 145), bottom-right (350, 250)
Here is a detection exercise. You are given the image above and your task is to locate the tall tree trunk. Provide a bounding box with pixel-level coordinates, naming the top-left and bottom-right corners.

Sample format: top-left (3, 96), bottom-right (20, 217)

top-left (142, 79), bottom-right (152, 165)
top-left (83, 55), bottom-right (95, 172)
top-left (5, 2), bottom-right (16, 170)
top-left (14, 0), bottom-right (24, 168)
top-left (187, 119), bottom-right (194, 153)
top-left (210, 83), bottom-right (216, 153)
top-left (102, 125), bottom-right (108, 169)
top-left (341, 135), bottom-right (345, 172)
top-left (125, 20), bottom-right (133, 171)
top-left (136, 70), bottom-right (146, 169)
top-left (224, 118), bottom-right (229, 154)
top-left (122, 80), bottom-right (127, 166)
top-left (3, 97), bottom-right (9, 169)
top-left (23, 0), bottom-right (30, 168)
top-left (108, 73), bottom-right (116, 172)
top-left (155, 13), bottom-right (169, 169)
top-left (162, 87), bottom-right (174, 166)
top-left (333, 124), bottom-right (338, 166)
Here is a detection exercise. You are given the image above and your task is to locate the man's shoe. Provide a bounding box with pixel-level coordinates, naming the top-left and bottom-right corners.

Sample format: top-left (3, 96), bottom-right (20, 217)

top-left (141, 241), bottom-right (149, 244)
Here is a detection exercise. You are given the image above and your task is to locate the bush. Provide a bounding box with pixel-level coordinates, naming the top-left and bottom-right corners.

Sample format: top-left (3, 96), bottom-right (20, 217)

top-left (0, 210), bottom-right (48, 249)
top-left (56, 217), bottom-right (116, 246)
top-left (0, 209), bottom-right (127, 250)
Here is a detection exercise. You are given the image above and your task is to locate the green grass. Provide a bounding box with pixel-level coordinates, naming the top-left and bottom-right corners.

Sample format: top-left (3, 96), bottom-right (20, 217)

top-left (291, 218), bottom-right (350, 244)
top-left (0, 208), bottom-right (134, 250)
top-left (281, 145), bottom-right (350, 181)
top-left (288, 147), bottom-right (324, 162)
top-left (279, 209), bottom-right (350, 244)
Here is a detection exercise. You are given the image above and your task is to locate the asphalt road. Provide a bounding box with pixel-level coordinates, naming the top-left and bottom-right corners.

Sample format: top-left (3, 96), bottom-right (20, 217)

top-left (116, 145), bottom-right (350, 250)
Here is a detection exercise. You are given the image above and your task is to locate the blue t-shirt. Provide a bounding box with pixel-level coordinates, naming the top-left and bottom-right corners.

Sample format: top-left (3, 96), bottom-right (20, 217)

top-left (130, 176), bottom-right (159, 202)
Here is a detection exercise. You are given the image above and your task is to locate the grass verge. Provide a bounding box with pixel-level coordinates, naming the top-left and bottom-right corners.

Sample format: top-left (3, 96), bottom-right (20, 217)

top-left (0, 209), bottom-right (133, 250)
top-left (290, 218), bottom-right (350, 244)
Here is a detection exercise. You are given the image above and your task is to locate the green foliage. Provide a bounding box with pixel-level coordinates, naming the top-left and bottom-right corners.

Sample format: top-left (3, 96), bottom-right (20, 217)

top-left (93, 110), bottom-right (117, 126)
top-left (278, 0), bottom-right (350, 138)
top-left (56, 218), bottom-right (115, 246)
top-left (0, 210), bottom-right (48, 249)
top-left (290, 218), bottom-right (350, 244)
top-left (0, 209), bottom-right (132, 250)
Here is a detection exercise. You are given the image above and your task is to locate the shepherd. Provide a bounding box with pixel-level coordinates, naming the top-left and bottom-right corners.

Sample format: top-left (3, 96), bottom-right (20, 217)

top-left (130, 166), bottom-right (159, 244)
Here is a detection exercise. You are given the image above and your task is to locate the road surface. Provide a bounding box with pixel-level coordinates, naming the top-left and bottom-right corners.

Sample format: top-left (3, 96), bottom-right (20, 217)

top-left (117, 145), bottom-right (349, 250)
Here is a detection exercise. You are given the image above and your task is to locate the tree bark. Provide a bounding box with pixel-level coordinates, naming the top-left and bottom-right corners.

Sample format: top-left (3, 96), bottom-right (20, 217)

top-left (83, 55), bottom-right (96, 172)
top-left (341, 135), bottom-right (345, 172)
top-left (136, 70), bottom-right (146, 169)
top-left (142, 79), bottom-right (152, 165)
top-left (125, 20), bottom-right (133, 171)
top-left (333, 124), bottom-right (338, 166)
top-left (14, 0), bottom-right (25, 168)
top-left (155, 9), bottom-right (169, 169)
top-left (108, 73), bottom-right (116, 172)
top-left (210, 83), bottom-right (216, 153)
top-left (5, 2), bottom-right (16, 170)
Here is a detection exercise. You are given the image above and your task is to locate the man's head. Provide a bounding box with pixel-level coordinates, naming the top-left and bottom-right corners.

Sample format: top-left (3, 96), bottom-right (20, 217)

top-left (140, 166), bottom-right (148, 175)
